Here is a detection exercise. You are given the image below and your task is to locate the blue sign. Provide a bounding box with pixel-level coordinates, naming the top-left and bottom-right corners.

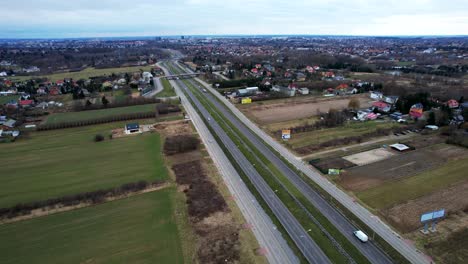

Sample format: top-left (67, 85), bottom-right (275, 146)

top-left (420, 209), bottom-right (446, 222)
top-left (420, 212), bottom-right (433, 222)
top-left (432, 209), bottom-right (445, 219)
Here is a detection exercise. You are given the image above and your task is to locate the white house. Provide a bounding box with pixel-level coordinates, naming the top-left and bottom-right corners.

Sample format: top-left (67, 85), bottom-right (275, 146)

top-left (0, 71), bottom-right (7, 77)
top-left (298, 88), bottom-right (309, 95)
top-left (125, 123), bottom-right (141, 134)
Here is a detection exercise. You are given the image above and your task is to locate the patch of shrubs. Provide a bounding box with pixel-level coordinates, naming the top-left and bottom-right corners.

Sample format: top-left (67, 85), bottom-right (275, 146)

top-left (275, 109), bottom-right (351, 136)
top-left (0, 180), bottom-right (164, 219)
top-left (164, 135), bottom-right (200, 155)
top-left (94, 134), bottom-right (105, 142)
top-left (156, 103), bottom-right (181, 115)
top-left (446, 130), bottom-right (468, 148)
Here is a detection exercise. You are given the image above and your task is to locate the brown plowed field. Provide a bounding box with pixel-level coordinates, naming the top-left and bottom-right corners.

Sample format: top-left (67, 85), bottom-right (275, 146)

top-left (240, 95), bottom-right (373, 124)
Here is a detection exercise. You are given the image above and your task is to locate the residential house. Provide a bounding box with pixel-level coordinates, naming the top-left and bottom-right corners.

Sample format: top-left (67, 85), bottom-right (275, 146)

top-left (0, 119), bottom-right (16, 130)
top-left (372, 101), bottom-right (391, 113)
top-left (19, 99), bottom-right (34, 108)
top-left (370, 91), bottom-right (383, 100)
top-left (383, 96), bottom-right (399, 105)
top-left (296, 72), bottom-right (306, 82)
top-left (447, 99), bottom-right (459, 109)
top-left (49, 86), bottom-right (61, 95)
top-left (322, 71), bottom-right (335, 79)
top-left (272, 85), bottom-right (296, 97)
top-left (0, 71), bottom-right (7, 77)
top-left (238, 87), bottom-right (259, 97)
top-left (125, 123), bottom-right (141, 134)
top-left (37, 87), bottom-right (47, 95)
top-left (298, 88), bottom-right (309, 95)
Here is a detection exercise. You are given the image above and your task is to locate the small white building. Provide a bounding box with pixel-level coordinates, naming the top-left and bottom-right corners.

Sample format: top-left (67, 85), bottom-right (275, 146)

top-left (298, 88), bottom-right (309, 95)
top-left (125, 123), bottom-right (141, 134)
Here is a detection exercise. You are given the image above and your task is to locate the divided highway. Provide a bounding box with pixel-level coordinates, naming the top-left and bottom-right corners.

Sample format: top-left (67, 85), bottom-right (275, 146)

top-left (159, 62), bottom-right (299, 264)
top-left (165, 63), bottom-right (331, 264)
top-left (172, 59), bottom-right (430, 264)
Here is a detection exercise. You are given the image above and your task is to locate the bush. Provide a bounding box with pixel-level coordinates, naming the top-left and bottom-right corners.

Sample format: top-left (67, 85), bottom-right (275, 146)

top-left (164, 135), bottom-right (200, 155)
top-left (94, 134), bottom-right (105, 142)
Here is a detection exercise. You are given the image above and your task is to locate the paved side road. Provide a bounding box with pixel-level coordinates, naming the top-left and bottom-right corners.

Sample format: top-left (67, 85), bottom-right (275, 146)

top-left (188, 68), bottom-right (430, 264)
top-left (160, 65), bottom-right (299, 264)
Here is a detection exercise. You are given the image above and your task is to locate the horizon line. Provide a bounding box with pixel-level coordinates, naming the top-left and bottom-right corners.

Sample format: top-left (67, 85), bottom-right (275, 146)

top-left (1, 33), bottom-right (468, 41)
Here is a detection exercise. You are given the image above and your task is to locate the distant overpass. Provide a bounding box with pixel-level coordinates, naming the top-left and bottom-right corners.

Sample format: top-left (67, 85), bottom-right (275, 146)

top-left (164, 73), bottom-right (200, 80)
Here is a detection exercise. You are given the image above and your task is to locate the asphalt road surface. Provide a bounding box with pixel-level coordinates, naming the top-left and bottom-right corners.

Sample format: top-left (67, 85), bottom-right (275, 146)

top-left (162, 63), bottom-right (331, 264)
top-left (179, 61), bottom-right (431, 264)
top-left (159, 65), bottom-right (299, 264)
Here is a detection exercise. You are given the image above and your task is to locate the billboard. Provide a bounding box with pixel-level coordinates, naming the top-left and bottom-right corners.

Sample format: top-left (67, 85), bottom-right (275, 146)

top-left (328, 169), bottom-right (341, 175)
top-left (420, 209), bottom-right (446, 222)
top-left (432, 209), bottom-right (445, 219)
top-left (281, 130), bottom-right (291, 140)
top-left (241, 97), bottom-right (252, 104)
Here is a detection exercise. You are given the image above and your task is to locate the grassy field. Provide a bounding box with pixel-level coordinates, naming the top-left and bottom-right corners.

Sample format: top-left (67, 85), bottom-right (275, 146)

top-left (0, 189), bottom-right (184, 264)
top-left (0, 95), bottom-right (19, 105)
top-left (357, 156), bottom-right (468, 209)
top-left (44, 104), bottom-right (156, 125)
top-left (158, 78), bottom-right (177, 97)
top-left (11, 66), bottom-right (154, 82)
top-left (264, 116), bottom-right (319, 133)
top-left (0, 122), bottom-right (168, 208)
top-left (286, 121), bottom-right (400, 149)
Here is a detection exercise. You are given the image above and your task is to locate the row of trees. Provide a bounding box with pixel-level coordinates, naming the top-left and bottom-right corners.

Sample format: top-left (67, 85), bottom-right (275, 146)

top-left (37, 112), bottom-right (158, 131)
top-left (0, 180), bottom-right (164, 219)
top-left (73, 97), bottom-right (162, 111)
top-left (164, 135), bottom-right (200, 155)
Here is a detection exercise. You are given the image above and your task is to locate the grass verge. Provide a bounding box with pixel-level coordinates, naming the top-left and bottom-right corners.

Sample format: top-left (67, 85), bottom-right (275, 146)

top-left (0, 188), bottom-right (184, 264)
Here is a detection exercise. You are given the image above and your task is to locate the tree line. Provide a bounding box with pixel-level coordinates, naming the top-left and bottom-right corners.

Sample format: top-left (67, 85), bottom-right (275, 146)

top-left (0, 180), bottom-right (165, 219)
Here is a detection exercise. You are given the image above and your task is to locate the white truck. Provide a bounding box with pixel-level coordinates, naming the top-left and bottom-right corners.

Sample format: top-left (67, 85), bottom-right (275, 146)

top-left (353, 230), bottom-right (369, 243)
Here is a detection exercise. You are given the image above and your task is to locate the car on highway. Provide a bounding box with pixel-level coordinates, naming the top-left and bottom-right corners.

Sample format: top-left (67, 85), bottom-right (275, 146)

top-left (353, 230), bottom-right (369, 243)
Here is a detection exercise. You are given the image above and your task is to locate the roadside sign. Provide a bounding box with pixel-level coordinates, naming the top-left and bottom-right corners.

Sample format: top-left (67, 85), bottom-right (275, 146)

top-left (328, 169), bottom-right (340, 175)
top-left (281, 130), bottom-right (291, 140)
top-left (420, 212), bottom-right (433, 222)
top-left (420, 209), bottom-right (445, 222)
top-left (241, 97), bottom-right (252, 104)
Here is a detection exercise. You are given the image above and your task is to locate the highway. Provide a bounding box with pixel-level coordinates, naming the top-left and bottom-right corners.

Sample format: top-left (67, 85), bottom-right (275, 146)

top-left (172, 61), bottom-right (391, 264)
top-left (162, 61), bottom-right (332, 264)
top-left (173, 60), bottom-right (431, 264)
top-left (159, 62), bottom-right (299, 264)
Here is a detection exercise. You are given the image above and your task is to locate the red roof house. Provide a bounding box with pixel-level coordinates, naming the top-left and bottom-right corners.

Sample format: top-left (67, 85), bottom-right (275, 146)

top-left (447, 99), bottom-right (459, 109)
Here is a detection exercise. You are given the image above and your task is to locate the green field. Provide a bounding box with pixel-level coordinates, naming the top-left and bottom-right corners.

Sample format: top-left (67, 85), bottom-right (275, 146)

top-left (44, 104), bottom-right (156, 125)
top-left (11, 66), bottom-right (154, 82)
top-left (0, 189), bottom-right (184, 264)
top-left (357, 157), bottom-right (468, 209)
top-left (0, 122), bottom-right (167, 208)
top-left (158, 78), bottom-right (177, 97)
top-left (0, 95), bottom-right (19, 105)
top-left (286, 121), bottom-right (400, 149)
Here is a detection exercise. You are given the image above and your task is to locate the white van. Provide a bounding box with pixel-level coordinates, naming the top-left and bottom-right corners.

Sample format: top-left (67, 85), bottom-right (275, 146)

top-left (353, 230), bottom-right (369, 243)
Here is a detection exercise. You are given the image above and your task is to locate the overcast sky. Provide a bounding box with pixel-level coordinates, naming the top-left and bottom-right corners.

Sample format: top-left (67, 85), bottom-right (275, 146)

top-left (1, 0), bottom-right (467, 38)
